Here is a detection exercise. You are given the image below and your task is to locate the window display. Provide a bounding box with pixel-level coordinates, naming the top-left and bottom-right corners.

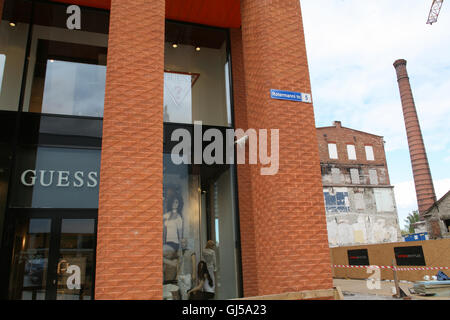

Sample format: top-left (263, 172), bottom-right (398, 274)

top-left (163, 21), bottom-right (240, 300)
top-left (162, 154), bottom-right (240, 300)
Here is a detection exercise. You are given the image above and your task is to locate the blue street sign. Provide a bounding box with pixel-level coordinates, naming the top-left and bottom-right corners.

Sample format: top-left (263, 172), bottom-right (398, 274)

top-left (270, 89), bottom-right (312, 103)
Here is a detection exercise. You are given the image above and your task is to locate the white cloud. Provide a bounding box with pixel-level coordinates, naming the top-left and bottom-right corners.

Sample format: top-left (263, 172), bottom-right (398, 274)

top-left (301, 0), bottom-right (450, 153)
top-left (394, 178), bottom-right (450, 228)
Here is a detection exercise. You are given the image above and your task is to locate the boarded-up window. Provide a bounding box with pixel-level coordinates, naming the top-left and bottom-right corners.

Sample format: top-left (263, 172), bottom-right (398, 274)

top-left (331, 168), bottom-right (342, 184)
top-left (369, 169), bottom-right (378, 185)
top-left (365, 145), bottom-right (375, 161)
top-left (328, 143), bottom-right (338, 159)
top-left (374, 188), bottom-right (394, 212)
top-left (350, 168), bottom-right (360, 184)
top-left (347, 144), bottom-right (356, 160)
top-left (348, 249), bottom-right (369, 266)
top-left (394, 246), bottom-right (426, 266)
top-left (354, 192), bottom-right (365, 210)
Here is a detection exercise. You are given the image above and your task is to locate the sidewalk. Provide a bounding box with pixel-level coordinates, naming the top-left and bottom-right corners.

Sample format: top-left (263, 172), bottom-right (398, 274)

top-left (332, 278), bottom-right (448, 300)
top-left (334, 278), bottom-right (413, 300)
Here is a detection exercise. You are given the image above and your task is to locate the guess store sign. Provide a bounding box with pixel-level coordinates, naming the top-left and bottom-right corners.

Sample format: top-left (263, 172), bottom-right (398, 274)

top-left (12, 147), bottom-right (101, 209)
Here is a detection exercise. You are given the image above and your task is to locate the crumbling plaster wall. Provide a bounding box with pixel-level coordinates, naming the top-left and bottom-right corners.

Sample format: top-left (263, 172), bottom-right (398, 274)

top-left (324, 186), bottom-right (401, 247)
top-left (321, 164), bottom-right (389, 186)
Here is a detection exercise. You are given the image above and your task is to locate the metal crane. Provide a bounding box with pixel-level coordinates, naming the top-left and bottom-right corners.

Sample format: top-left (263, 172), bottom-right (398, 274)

top-left (427, 0), bottom-right (444, 24)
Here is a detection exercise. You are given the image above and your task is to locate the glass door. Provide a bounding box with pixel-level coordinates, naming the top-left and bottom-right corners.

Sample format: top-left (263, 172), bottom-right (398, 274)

top-left (55, 218), bottom-right (96, 300)
top-left (8, 217), bottom-right (51, 300)
top-left (6, 211), bottom-right (97, 300)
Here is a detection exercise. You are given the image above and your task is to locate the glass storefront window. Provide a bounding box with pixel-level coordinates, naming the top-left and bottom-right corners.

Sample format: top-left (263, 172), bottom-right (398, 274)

top-left (0, 54), bottom-right (6, 89)
top-left (0, 0), bottom-right (32, 111)
top-left (163, 156), bottom-right (240, 300)
top-left (1, 0), bottom-right (107, 301)
top-left (22, 1), bottom-right (109, 117)
top-left (164, 21), bottom-right (232, 127)
top-left (163, 21), bottom-right (240, 300)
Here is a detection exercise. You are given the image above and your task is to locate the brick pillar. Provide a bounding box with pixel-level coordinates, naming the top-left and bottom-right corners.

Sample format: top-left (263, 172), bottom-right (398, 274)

top-left (239, 0), bottom-right (333, 296)
top-left (230, 28), bottom-right (258, 296)
top-left (96, 0), bottom-right (165, 300)
top-left (394, 59), bottom-right (437, 218)
top-left (0, 0), bottom-right (4, 19)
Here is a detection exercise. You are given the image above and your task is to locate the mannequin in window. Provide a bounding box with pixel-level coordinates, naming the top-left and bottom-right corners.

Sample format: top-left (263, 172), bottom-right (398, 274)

top-left (187, 260), bottom-right (215, 300)
top-left (163, 192), bottom-right (184, 252)
top-left (163, 245), bottom-right (178, 283)
top-left (177, 238), bottom-right (196, 300)
top-left (202, 240), bottom-right (217, 292)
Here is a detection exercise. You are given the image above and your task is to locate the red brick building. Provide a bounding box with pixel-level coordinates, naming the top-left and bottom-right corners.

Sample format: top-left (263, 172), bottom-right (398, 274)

top-left (317, 121), bottom-right (401, 247)
top-left (0, 0), bottom-right (333, 300)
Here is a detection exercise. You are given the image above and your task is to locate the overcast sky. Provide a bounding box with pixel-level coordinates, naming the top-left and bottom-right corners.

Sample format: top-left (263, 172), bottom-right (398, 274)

top-left (300, 0), bottom-right (450, 229)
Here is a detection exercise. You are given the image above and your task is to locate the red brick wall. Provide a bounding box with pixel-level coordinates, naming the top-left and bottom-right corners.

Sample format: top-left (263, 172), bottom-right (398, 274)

top-left (95, 0), bottom-right (165, 300)
top-left (317, 124), bottom-right (391, 185)
top-left (238, 0), bottom-right (333, 296)
top-left (230, 28), bottom-right (258, 296)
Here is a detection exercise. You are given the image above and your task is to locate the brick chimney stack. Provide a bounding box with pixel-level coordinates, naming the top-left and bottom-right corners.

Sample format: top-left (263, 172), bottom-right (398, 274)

top-left (393, 59), bottom-right (437, 218)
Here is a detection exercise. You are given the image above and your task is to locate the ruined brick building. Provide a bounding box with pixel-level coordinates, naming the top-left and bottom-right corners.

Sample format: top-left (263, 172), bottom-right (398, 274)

top-left (420, 191), bottom-right (450, 239)
top-left (317, 121), bottom-right (402, 247)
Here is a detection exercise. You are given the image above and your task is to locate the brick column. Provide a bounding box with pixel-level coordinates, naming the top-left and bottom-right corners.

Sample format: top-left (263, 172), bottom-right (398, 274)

top-left (95, 0), bottom-right (165, 299)
top-left (230, 28), bottom-right (258, 296)
top-left (394, 60), bottom-right (436, 218)
top-left (239, 0), bottom-right (333, 296)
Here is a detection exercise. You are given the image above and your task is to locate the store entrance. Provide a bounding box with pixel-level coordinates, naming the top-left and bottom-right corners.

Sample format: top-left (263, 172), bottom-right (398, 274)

top-left (6, 210), bottom-right (97, 300)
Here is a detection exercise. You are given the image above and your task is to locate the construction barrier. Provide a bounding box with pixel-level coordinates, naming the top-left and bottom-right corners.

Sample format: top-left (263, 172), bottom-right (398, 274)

top-left (333, 265), bottom-right (450, 271)
top-left (330, 239), bottom-right (450, 281)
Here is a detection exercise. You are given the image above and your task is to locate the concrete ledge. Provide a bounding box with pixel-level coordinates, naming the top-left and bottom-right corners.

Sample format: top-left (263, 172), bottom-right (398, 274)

top-left (233, 287), bottom-right (343, 300)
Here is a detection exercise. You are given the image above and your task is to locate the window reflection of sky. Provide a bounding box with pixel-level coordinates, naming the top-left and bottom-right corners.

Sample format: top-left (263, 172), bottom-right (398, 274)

top-left (42, 60), bottom-right (106, 117)
top-left (0, 54), bottom-right (6, 91)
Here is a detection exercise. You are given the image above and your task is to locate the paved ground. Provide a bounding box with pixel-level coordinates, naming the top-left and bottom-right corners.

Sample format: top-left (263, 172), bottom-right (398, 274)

top-left (333, 279), bottom-right (450, 300)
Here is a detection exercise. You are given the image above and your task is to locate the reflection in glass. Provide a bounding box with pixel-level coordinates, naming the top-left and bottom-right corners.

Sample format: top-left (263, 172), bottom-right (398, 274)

top-left (0, 0), bottom-right (32, 111)
top-left (56, 219), bottom-right (95, 300)
top-left (8, 218), bottom-right (51, 300)
top-left (0, 54), bottom-right (5, 90)
top-left (41, 60), bottom-right (106, 117)
top-left (26, 39), bottom-right (107, 117)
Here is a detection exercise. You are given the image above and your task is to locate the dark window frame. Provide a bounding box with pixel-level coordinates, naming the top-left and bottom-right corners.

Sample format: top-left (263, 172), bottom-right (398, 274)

top-left (347, 249), bottom-right (370, 266)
